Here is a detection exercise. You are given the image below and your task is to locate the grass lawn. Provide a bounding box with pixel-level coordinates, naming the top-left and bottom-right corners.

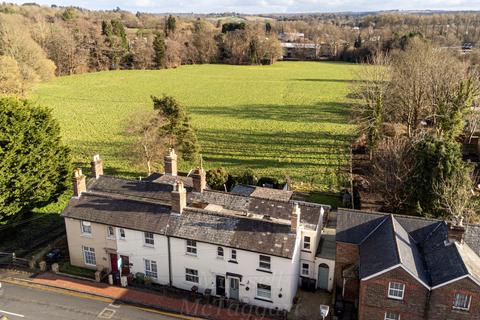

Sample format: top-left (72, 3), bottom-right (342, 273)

top-left (31, 61), bottom-right (359, 193)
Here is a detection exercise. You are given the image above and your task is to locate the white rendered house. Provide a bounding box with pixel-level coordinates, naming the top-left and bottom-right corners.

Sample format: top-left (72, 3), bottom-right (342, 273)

top-left (62, 151), bottom-right (331, 311)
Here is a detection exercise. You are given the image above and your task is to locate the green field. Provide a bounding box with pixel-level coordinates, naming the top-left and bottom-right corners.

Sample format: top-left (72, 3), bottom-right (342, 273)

top-left (31, 61), bottom-right (359, 192)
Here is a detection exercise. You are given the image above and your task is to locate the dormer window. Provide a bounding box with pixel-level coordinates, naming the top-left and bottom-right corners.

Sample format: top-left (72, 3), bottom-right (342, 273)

top-left (388, 282), bottom-right (405, 300)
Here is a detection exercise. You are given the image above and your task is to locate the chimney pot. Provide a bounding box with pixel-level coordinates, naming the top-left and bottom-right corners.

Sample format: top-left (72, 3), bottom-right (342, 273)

top-left (192, 167), bottom-right (206, 193)
top-left (171, 180), bottom-right (186, 214)
top-left (291, 203), bottom-right (301, 233)
top-left (164, 148), bottom-right (178, 176)
top-left (448, 222), bottom-right (466, 244)
top-left (72, 168), bottom-right (86, 197)
top-left (91, 154), bottom-right (103, 179)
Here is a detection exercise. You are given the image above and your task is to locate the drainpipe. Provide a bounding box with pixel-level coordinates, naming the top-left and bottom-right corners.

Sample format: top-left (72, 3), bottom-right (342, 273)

top-left (167, 235), bottom-right (172, 287)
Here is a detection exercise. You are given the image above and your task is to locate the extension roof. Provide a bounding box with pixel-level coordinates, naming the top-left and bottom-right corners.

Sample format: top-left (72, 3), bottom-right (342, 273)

top-left (337, 209), bottom-right (480, 289)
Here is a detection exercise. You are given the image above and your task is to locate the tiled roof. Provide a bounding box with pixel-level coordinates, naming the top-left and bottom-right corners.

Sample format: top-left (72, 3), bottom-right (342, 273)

top-left (338, 209), bottom-right (480, 288)
top-left (62, 176), bottom-right (325, 259)
top-left (191, 190), bottom-right (327, 227)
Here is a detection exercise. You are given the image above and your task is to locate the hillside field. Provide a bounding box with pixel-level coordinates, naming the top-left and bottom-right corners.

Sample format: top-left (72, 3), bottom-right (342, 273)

top-left (31, 61), bottom-right (359, 193)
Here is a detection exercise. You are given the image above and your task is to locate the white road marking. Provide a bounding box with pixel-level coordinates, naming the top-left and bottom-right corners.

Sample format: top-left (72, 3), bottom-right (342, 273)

top-left (0, 309), bottom-right (25, 318)
top-left (97, 307), bottom-right (116, 319)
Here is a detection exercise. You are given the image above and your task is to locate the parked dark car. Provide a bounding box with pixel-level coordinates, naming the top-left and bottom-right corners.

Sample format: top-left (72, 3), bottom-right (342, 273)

top-left (45, 249), bottom-right (62, 264)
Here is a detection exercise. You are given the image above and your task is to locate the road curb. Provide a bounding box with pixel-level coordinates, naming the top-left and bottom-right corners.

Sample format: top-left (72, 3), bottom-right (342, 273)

top-left (2, 277), bottom-right (205, 320)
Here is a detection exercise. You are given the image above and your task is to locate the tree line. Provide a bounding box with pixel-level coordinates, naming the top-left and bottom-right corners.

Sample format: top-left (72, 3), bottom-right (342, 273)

top-left (353, 38), bottom-right (480, 222)
top-left (0, 3), bottom-right (283, 96)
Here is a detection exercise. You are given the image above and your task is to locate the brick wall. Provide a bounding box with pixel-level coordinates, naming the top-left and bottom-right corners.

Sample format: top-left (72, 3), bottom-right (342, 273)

top-left (427, 277), bottom-right (480, 320)
top-left (334, 242), bottom-right (360, 302)
top-left (358, 267), bottom-right (428, 320)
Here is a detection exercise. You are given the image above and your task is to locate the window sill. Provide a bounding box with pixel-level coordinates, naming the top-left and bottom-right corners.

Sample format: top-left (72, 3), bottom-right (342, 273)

top-left (186, 253), bottom-right (198, 257)
top-left (106, 237), bottom-right (116, 240)
top-left (254, 297), bottom-right (273, 303)
top-left (216, 256), bottom-right (224, 260)
top-left (452, 307), bottom-right (470, 312)
top-left (228, 260), bottom-right (238, 264)
top-left (301, 249), bottom-right (311, 253)
top-left (143, 244), bottom-right (155, 248)
top-left (387, 296), bottom-right (404, 301)
top-left (118, 238), bottom-right (126, 241)
top-left (80, 233), bottom-right (92, 238)
top-left (256, 268), bottom-right (272, 274)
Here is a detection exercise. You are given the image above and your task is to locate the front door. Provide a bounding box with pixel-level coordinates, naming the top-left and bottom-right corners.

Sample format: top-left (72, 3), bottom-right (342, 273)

top-left (110, 254), bottom-right (118, 273)
top-left (229, 278), bottom-right (239, 300)
top-left (216, 275), bottom-right (225, 296)
top-left (318, 264), bottom-right (329, 290)
top-left (120, 255), bottom-right (130, 275)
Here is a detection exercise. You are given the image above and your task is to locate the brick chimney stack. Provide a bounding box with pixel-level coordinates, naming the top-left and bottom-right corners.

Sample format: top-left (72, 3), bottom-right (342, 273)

top-left (164, 149), bottom-right (178, 176)
top-left (90, 154), bottom-right (103, 179)
top-left (291, 203), bottom-right (301, 233)
top-left (171, 181), bottom-right (186, 215)
top-left (72, 168), bottom-right (86, 197)
top-left (448, 218), bottom-right (466, 244)
top-left (192, 167), bottom-right (206, 193)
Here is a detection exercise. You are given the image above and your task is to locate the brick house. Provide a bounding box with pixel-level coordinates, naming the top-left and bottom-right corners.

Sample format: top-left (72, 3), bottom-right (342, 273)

top-left (335, 209), bottom-right (480, 320)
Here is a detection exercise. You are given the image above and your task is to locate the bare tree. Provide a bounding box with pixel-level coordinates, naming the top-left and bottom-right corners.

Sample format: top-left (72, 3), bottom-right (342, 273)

top-left (370, 138), bottom-right (416, 212)
top-left (124, 111), bottom-right (169, 175)
top-left (352, 52), bottom-right (391, 158)
top-left (432, 168), bottom-right (478, 223)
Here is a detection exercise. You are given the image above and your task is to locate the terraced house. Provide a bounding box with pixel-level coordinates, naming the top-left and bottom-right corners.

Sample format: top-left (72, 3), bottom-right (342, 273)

top-left (335, 209), bottom-right (480, 320)
top-left (61, 150), bottom-right (332, 312)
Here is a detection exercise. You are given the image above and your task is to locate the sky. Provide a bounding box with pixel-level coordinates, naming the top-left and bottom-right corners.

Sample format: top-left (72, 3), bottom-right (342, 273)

top-left (10, 0), bottom-right (480, 14)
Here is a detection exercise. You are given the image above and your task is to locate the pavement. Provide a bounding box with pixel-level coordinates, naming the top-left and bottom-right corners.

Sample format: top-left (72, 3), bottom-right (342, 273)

top-left (289, 290), bottom-right (333, 320)
top-left (0, 281), bottom-right (187, 320)
top-left (0, 269), bottom-right (273, 320)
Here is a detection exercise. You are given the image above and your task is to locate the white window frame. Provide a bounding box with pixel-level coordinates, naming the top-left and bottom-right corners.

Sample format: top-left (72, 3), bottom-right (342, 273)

top-left (453, 293), bottom-right (471, 311)
top-left (185, 268), bottom-right (199, 283)
top-left (231, 249), bottom-right (237, 261)
top-left (186, 240), bottom-right (197, 255)
top-left (388, 282), bottom-right (405, 300)
top-left (82, 246), bottom-right (96, 266)
top-left (384, 311), bottom-right (400, 320)
top-left (301, 263), bottom-right (309, 276)
top-left (259, 255), bottom-right (271, 270)
top-left (144, 259), bottom-right (158, 278)
top-left (303, 236), bottom-right (311, 250)
top-left (118, 228), bottom-right (126, 240)
top-left (144, 232), bottom-right (154, 247)
top-left (217, 247), bottom-right (224, 258)
top-left (256, 283), bottom-right (272, 300)
top-left (80, 221), bottom-right (92, 235)
top-left (107, 226), bottom-right (115, 239)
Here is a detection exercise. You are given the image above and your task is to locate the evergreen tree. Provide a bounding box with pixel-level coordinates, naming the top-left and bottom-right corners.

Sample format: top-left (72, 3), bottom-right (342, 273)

top-left (111, 19), bottom-right (128, 50)
top-left (265, 22), bottom-right (272, 33)
top-left (0, 97), bottom-right (70, 222)
top-left (166, 15), bottom-right (176, 35)
top-left (354, 34), bottom-right (362, 48)
top-left (152, 33), bottom-right (166, 69)
top-left (407, 134), bottom-right (471, 218)
top-left (151, 95), bottom-right (199, 161)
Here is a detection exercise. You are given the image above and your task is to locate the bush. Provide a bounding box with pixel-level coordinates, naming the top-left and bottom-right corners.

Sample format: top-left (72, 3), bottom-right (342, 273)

top-left (206, 167), bottom-right (228, 190)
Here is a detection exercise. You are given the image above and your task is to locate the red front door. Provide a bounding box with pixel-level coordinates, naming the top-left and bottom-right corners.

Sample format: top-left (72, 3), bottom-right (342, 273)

top-left (110, 254), bottom-right (118, 273)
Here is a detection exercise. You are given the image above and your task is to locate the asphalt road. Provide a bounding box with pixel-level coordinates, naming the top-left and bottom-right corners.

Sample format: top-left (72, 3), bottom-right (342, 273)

top-left (0, 281), bottom-right (184, 320)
